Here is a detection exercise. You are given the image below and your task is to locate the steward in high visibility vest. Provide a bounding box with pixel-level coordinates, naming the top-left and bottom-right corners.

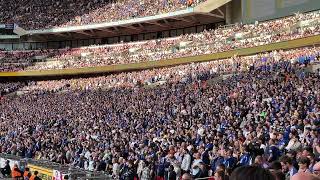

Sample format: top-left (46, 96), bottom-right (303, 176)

top-left (11, 164), bottom-right (22, 179)
top-left (29, 171), bottom-right (41, 180)
top-left (23, 167), bottom-right (31, 179)
top-left (187, 0), bottom-right (194, 6)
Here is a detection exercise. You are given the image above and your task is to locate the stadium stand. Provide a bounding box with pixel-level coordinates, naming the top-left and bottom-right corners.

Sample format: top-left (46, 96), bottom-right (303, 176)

top-left (0, 0), bottom-right (206, 30)
top-left (0, 1), bottom-right (320, 180)
top-left (0, 10), bottom-right (320, 72)
top-left (0, 45), bottom-right (320, 179)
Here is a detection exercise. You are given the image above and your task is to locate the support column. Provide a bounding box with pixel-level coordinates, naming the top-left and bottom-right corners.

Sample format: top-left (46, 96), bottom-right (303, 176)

top-left (225, 2), bottom-right (232, 24)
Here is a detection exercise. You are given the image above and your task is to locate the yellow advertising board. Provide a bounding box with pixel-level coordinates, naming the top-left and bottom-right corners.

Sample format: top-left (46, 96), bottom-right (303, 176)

top-left (28, 164), bottom-right (53, 180)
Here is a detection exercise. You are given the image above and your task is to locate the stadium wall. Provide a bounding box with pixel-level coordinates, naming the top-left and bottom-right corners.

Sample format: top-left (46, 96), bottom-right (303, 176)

top-left (241, 0), bottom-right (320, 23)
top-left (0, 35), bottom-right (320, 77)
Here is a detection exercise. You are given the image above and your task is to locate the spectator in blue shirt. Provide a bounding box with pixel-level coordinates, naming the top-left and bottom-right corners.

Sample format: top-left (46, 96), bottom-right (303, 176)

top-left (238, 146), bottom-right (252, 166)
top-left (210, 150), bottom-right (224, 172)
top-left (268, 139), bottom-right (281, 163)
top-left (223, 149), bottom-right (237, 169)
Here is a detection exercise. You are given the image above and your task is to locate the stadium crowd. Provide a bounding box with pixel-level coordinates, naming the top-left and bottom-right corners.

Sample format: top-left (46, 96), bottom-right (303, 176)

top-left (1, 10), bottom-right (320, 72)
top-left (16, 46), bottom-right (320, 92)
top-left (0, 0), bottom-right (205, 30)
top-left (0, 46), bottom-right (319, 180)
top-left (0, 82), bottom-right (24, 96)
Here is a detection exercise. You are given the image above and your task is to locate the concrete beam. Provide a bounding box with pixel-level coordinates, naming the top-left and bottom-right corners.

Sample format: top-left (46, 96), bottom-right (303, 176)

top-left (55, 33), bottom-right (70, 38)
top-left (217, 8), bottom-right (225, 18)
top-left (76, 31), bottom-right (93, 36)
top-left (170, 17), bottom-right (192, 23)
top-left (146, 22), bottom-right (168, 28)
top-left (198, 12), bottom-right (224, 19)
top-left (121, 25), bottom-right (141, 31)
top-left (97, 28), bottom-right (115, 34)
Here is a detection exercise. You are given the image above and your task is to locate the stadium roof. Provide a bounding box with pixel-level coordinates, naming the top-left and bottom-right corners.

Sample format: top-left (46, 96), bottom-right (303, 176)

top-left (19, 0), bottom-right (231, 41)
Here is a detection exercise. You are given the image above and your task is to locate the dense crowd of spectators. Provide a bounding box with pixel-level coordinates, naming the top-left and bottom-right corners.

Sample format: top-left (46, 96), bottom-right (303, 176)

top-left (1, 10), bottom-right (320, 72)
top-left (16, 46), bottom-right (320, 92)
top-left (0, 82), bottom-right (24, 96)
top-left (0, 0), bottom-right (205, 30)
top-left (0, 46), bottom-right (319, 180)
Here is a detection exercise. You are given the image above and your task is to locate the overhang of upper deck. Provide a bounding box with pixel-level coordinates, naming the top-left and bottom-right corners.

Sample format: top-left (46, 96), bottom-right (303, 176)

top-left (18, 0), bottom-right (231, 41)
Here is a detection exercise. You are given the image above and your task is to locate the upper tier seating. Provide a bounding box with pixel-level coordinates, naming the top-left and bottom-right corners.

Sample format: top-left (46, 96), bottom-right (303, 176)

top-left (0, 10), bottom-right (320, 72)
top-left (0, 0), bottom-right (205, 30)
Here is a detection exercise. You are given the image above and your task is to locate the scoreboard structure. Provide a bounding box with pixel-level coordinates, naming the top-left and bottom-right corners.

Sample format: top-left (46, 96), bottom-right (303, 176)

top-left (0, 23), bottom-right (26, 39)
top-left (241, 0), bottom-right (320, 23)
top-left (0, 24), bottom-right (15, 35)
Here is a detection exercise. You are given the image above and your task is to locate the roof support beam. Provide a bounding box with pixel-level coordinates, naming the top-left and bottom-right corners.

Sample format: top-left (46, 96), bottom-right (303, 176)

top-left (121, 25), bottom-right (141, 31)
top-left (170, 17), bottom-right (192, 23)
top-left (34, 35), bottom-right (47, 41)
top-left (163, 19), bottom-right (170, 25)
top-left (55, 33), bottom-right (70, 38)
top-left (190, 16), bottom-right (198, 22)
top-left (146, 22), bottom-right (168, 28)
top-left (171, 17), bottom-right (192, 23)
top-left (76, 31), bottom-right (93, 36)
top-left (217, 8), bottom-right (225, 18)
top-left (198, 12), bottom-right (224, 19)
top-left (114, 27), bottom-right (119, 31)
top-left (97, 28), bottom-right (116, 34)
